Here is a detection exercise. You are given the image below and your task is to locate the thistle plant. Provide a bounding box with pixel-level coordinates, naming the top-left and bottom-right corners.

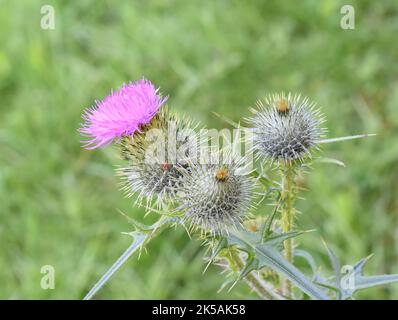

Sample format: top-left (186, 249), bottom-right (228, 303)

top-left (79, 78), bottom-right (398, 300)
top-left (249, 93), bottom-right (326, 296)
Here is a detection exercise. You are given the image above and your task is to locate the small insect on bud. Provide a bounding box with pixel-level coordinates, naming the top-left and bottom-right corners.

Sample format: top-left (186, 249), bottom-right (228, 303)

top-left (277, 98), bottom-right (289, 114)
top-left (215, 166), bottom-right (229, 181)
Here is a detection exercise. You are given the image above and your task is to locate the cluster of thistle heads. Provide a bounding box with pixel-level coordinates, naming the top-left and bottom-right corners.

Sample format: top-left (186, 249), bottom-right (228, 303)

top-left (79, 78), bottom-right (325, 234)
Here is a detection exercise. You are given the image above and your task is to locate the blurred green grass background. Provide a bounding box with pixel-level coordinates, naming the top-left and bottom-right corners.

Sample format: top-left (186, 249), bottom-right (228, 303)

top-left (1, 0), bottom-right (398, 299)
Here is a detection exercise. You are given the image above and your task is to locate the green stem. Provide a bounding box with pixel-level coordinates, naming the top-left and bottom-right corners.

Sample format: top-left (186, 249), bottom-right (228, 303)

top-left (280, 162), bottom-right (296, 297)
top-left (227, 249), bottom-right (284, 300)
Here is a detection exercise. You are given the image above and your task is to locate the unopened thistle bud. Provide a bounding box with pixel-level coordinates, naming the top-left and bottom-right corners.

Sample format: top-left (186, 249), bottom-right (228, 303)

top-left (249, 93), bottom-right (325, 162)
top-left (175, 158), bottom-right (253, 234)
top-left (118, 108), bottom-right (198, 207)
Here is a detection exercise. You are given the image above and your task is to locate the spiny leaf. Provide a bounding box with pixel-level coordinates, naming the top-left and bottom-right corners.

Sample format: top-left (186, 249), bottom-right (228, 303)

top-left (225, 228), bottom-right (330, 300)
top-left (238, 253), bottom-right (260, 280)
top-left (341, 254), bottom-right (398, 299)
top-left (250, 169), bottom-right (276, 187)
top-left (314, 279), bottom-right (340, 292)
top-left (204, 238), bottom-right (229, 274)
top-left (355, 274), bottom-right (398, 291)
top-left (261, 195), bottom-right (283, 241)
top-left (254, 244), bottom-right (329, 300)
top-left (212, 237), bottom-right (228, 258)
top-left (294, 249), bottom-right (318, 277)
top-left (322, 239), bottom-right (341, 290)
top-left (83, 216), bottom-right (175, 300)
top-left (118, 209), bottom-right (155, 232)
top-left (264, 230), bottom-right (308, 248)
top-left (83, 233), bottom-right (147, 300)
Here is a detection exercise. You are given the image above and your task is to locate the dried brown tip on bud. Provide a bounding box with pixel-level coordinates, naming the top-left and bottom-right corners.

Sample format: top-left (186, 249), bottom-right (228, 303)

top-left (215, 167), bottom-right (229, 181)
top-left (277, 98), bottom-right (289, 113)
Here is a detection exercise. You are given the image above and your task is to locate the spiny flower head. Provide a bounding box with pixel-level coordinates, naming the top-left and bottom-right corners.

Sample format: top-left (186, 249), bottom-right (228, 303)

top-left (175, 157), bottom-right (254, 234)
top-left (79, 78), bottom-right (167, 149)
top-left (249, 93), bottom-right (325, 163)
top-left (118, 108), bottom-right (198, 208)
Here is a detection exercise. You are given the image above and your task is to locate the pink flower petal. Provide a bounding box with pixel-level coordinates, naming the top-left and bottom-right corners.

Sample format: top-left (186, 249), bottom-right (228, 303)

top-left (79, 78), bottom-right (167, 149)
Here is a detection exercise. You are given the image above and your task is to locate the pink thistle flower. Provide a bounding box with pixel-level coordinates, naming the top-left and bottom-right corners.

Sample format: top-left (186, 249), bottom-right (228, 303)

top-left (79, 78), bottom-right (167, 149)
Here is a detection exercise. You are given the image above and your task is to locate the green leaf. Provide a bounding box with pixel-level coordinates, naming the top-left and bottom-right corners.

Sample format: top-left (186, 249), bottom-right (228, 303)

top-left (322, 239), bottom-right (341, 289)
top-left (355, 274), bottom-right (398, 291)
top-left (209, 237), bottom-right (229, 262)
top-left (118, 209), bottom-right (157, 232)
top-left (294, 249), bottom-right (318, 277)
top-left (83, 233), bottom-right (147, 300)
top-left (224, 228), bottom-right (330, 300)
top-left (261, 194), bottom-right (282, 241)
top-left (238, 253), bottom-right (260, 280)
top-left (83, 216), bottom-right (175, 300)
top-left (341, 254), bottom-right (398, 299)
top-left (250, 169), bottom-right (276, 187)
top-left (255, 244), bottom-right (329, 300)
top-left (264, 230), bottom-right (308, 248)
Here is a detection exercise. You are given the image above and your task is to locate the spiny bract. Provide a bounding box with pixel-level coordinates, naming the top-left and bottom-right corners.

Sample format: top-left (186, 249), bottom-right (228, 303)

top-left (118, 108), bottom-right (198, 207)
top-left (250, 93), bottom-right (325, 162)
top-left (175, 159), bottom-right (253, 234)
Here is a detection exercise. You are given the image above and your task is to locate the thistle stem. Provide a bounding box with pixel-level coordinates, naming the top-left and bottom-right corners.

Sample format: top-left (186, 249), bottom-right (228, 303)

top-left (280, 162), bottom-right (296, 297)
top-left (227, 249), bottom-right (284, 300)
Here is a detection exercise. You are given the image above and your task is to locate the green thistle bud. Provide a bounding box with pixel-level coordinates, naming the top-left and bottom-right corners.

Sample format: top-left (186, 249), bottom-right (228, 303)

top-left (249, 93), bottom-right (326, 163)
top-left (175, 157), bottom-right (254, 234)
top-left (117, 108), bottom-right (198, 207)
